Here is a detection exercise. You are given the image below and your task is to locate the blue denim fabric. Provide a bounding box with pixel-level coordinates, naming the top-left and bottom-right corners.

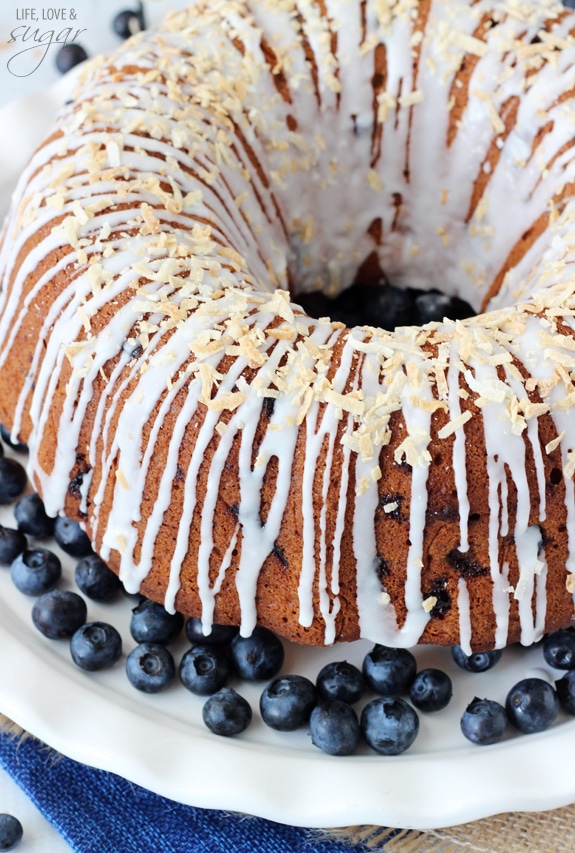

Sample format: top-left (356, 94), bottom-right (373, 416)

top-left (0, 731), bottom-right (376, 852)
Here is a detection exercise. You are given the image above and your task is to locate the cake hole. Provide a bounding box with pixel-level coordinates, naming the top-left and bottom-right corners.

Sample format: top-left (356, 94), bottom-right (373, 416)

top-left (469, 512), bottom-right (481, 522)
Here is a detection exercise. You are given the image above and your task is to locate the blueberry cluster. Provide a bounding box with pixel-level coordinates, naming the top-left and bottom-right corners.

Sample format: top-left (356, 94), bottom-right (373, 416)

top-left (55, 4), bottom-right (147, 74)
top-left (174, 638), bottom-right (454, 756)
top-left (297, 281), bottom-right (475, 331)
top-left (455, 633), bottom-right (575, 746)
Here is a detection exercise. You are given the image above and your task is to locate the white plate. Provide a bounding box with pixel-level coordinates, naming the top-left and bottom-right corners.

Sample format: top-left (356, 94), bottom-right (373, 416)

top-left (1, 511), bottom-right (575, 832)
top-left (1, 80), bottom-right (575, 833)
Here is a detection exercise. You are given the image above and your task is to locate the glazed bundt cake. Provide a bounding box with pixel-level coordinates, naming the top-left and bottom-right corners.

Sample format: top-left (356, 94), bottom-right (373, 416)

top-left (1, 0), bottom-right (575, 651)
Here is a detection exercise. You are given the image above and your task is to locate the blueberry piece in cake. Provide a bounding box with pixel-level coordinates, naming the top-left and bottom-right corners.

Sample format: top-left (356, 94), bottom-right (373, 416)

top-left (409, 668), bottom-right (453, 712)
top-left (185, 616), bottom-right (238, 646)
top-left (202, 688), bottom-right (252, 737)
top-left (55, 43), bottom-right (88, 74)
top-left (32, 589), bottom-right (87, 639)
top-left (460, 697), bottom-right (508, 745)
top-left (362, 645), bottom-right (417, 696)
top-left (361, 696), bottom-right (419, 755)
top-left (130, 599), bottom-right (184, 644)
top-left (179, 645), bottom-right (232, 696)
top-left (14, 493), bottom-right (55, 538)
top-left (316, 660), bottom-right (366, 704)
top-left (310, 700), bottom-right (361, 756)
top-left (229, 627), bottom-right (284, 681)
top-left (451, 645), bottom-right (502, 673)
top-left (0, 525), bottom-right (27, 565)
top-left (10, 548), bottom-right (61, 595)
top-left (126, 643), bottom-right (175, 693)
top-left (0, 458), bottom-right (27, 505)
top-left (70, 622), bottom-right (122, 671)
top-left (555, 670), bottom-right (575, 715)
top-left (260, 674), bottom-right (317, 731)
top-left (0, 813), bottom-right (23, 851)
top-left (54, 515), bottom-right (92, 557)
top-left (542, 629), bottom-right (575, 670)
top-left (505, 678), bottom-right (559, 734)
top-left (74, 553), bottom-right (121, 601)
top-left (113, 7), bottom-right (145, 39)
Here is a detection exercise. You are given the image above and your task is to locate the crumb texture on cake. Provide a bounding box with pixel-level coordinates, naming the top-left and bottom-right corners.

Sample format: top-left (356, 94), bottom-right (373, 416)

top-left (1, 0), bottom-right (575, 651)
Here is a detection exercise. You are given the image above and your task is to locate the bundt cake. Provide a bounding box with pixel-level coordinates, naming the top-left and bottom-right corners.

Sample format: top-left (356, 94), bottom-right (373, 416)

top-left (1, 0), bottom-right (575, 652)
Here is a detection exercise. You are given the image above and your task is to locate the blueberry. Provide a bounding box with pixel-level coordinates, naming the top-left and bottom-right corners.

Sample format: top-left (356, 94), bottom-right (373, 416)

top-left (451, 645), bottom-right (502, 673)
top-left (336, 283), bottom-right (415, 330)
top-left (14, 493), bottom-right (55, 538)
top-left (542, 629), bottom-right (575, 670)
top-left (316, 661), bottom-right (366, 704)
top-left (0, 525), bottom-right (27, 565)
top-left (409, 668), bottom-right (453, 712)
top-left (11, 548), bottom-right (61, 595)
top-left (126, 643), bottom-right (175, 693)
top-left (505, 678), bottom-right (559, 734)
top-left (32, 589), bottom-right (87, 639)
top-left (309, 700), bottom-right (361, 756)
top-left (70, 622), bottom-right (122, 671)
top-left (361, 696), bottom-right (419, 755)
top-left (0, 458), bottom-right (27, 504)
top-left (121, 584), bottom-right (143, 602)
top-left (0, 813), bottom-right (23, 850)
top-left (563, 0), bottom-right (575, 9)
top-left (260, 675), bottom-right (317, 731)
top-left (202, 688), bottom-right (252, 737)
top-left (460, 697), bottom-right (508, 745)
top-left (185, 616), bottom-right (238, 646)
top-left (55, 43), bottom-right (88, 74)
top-left (295, 291), bottom-right (331, 321)
top-left (229, 627), bottom-right (284, 681)
top-left (112, 7), bottom-right (145, 39)
top-left (75, 553), bottom-right (121, 601)
top-left (0, 425), bottom-right (26, 453)
top-left (556, 670), bottom-right (575, 714)
top-left (179, 645), bottom-right (232, 696)
top-left (415, 291), bottom-right (475, 324)
top-left (54, 515), bottom-right (92, 557)
top-left (130, 599), bottom-right (184, 645)
top-left (362, 645), bottom-right (417, 696)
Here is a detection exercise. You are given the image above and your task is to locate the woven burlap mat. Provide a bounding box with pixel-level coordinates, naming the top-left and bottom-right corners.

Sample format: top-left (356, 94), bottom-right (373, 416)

top-left (1, 714), bottom-right (572, 853)
top-left (328, 808), bottom-right (575, 852)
